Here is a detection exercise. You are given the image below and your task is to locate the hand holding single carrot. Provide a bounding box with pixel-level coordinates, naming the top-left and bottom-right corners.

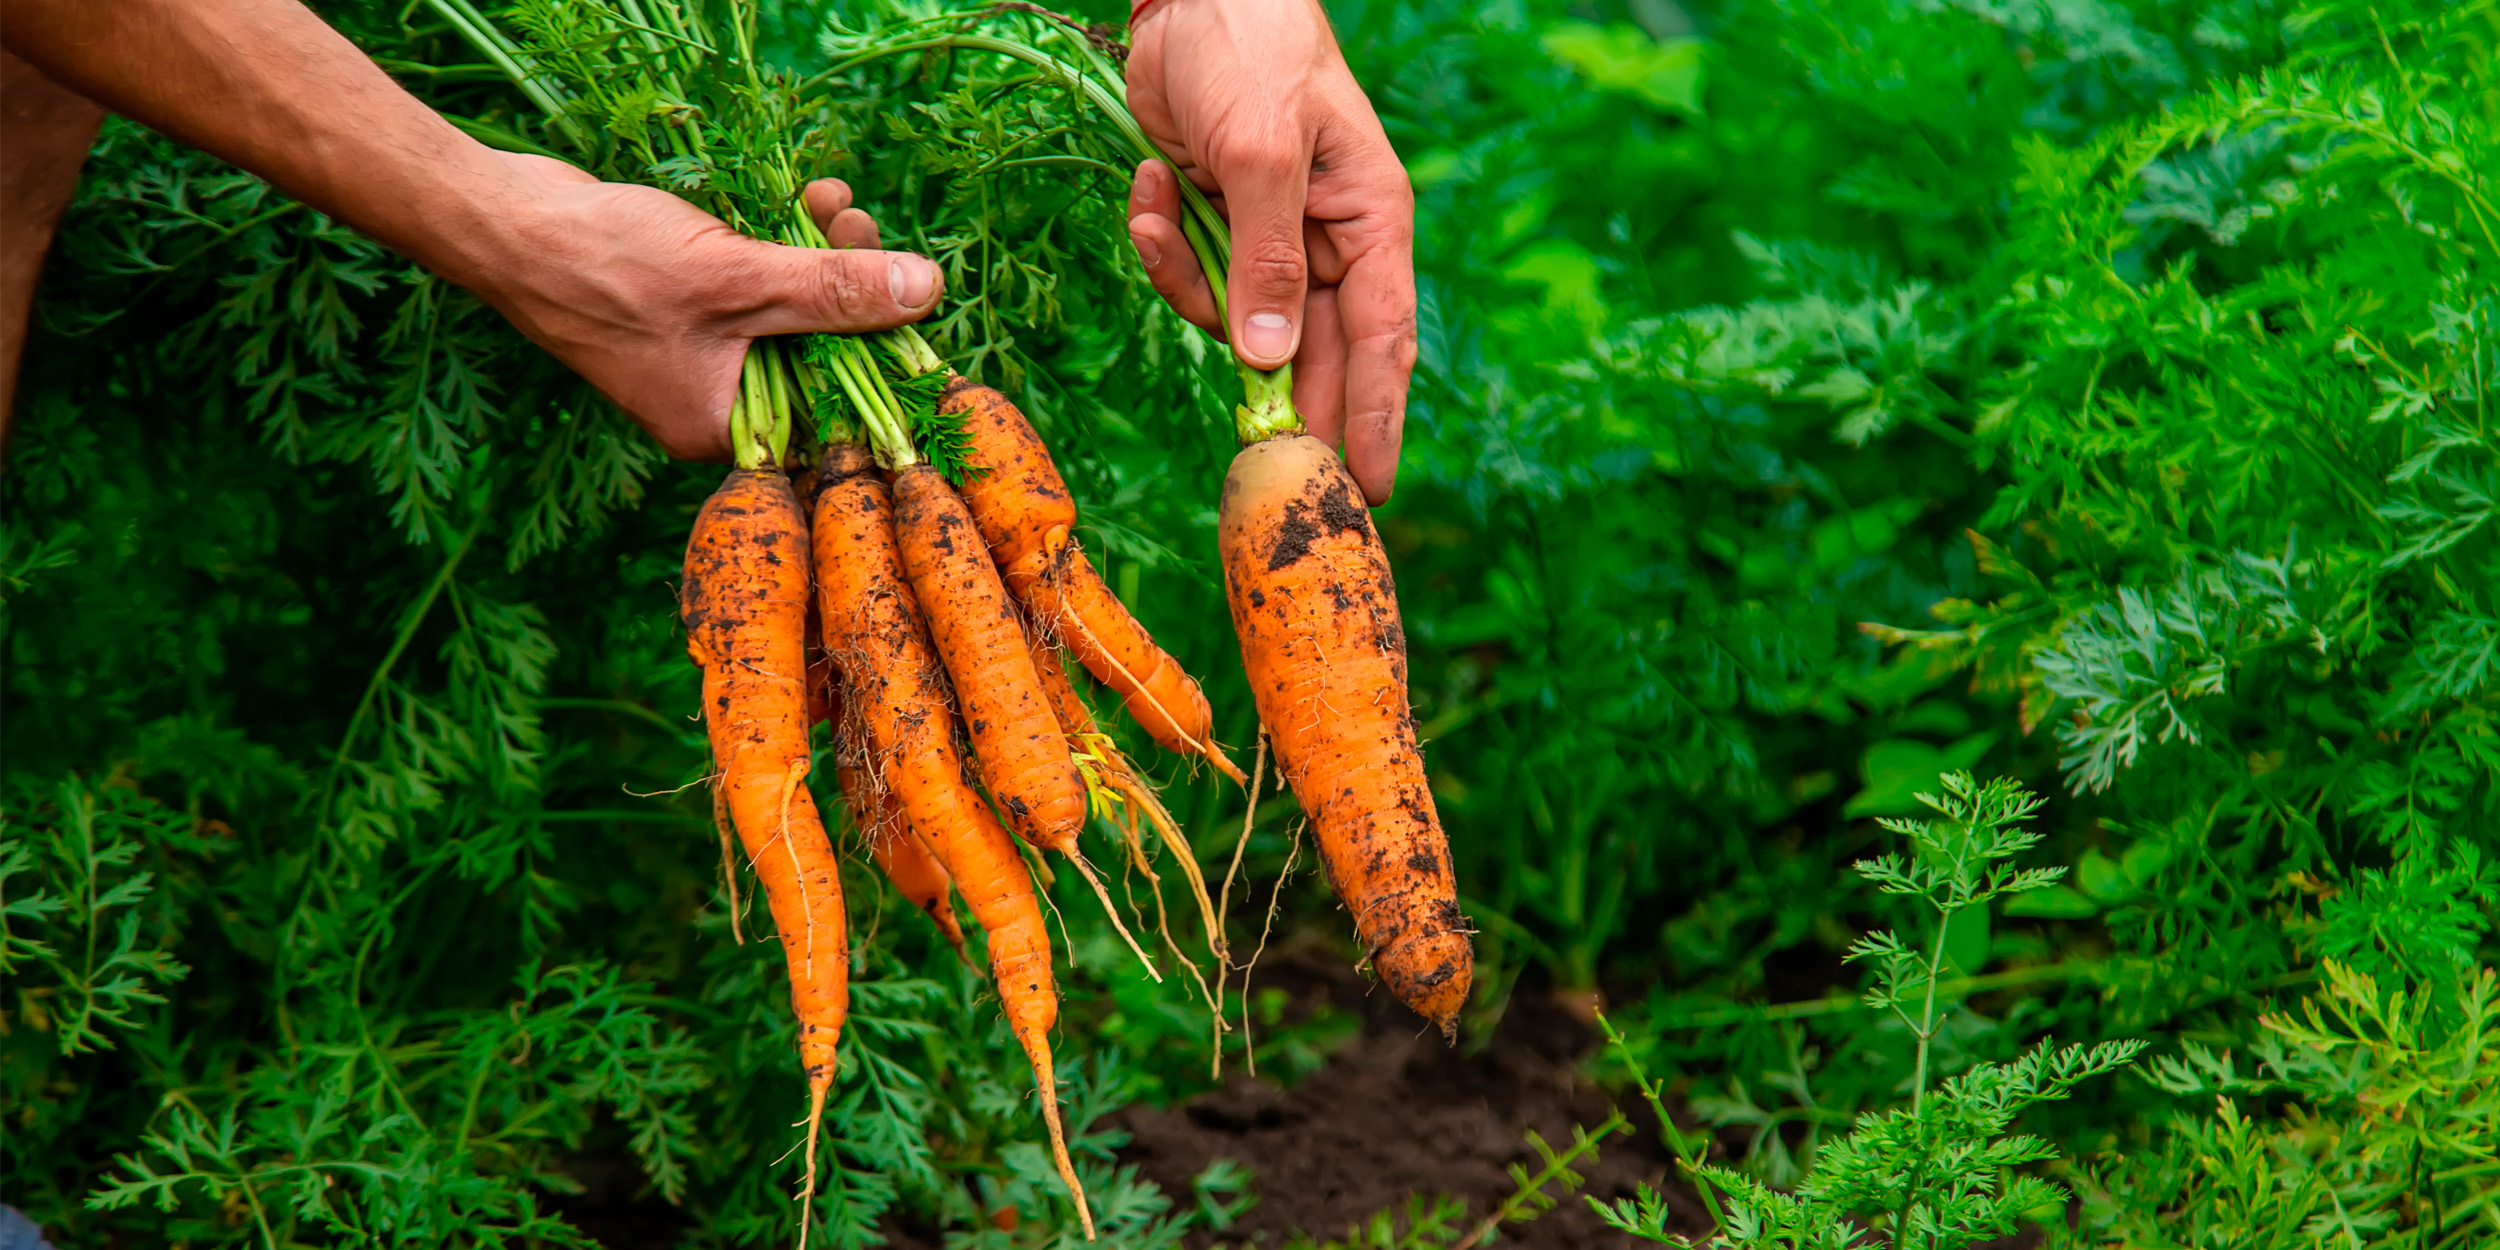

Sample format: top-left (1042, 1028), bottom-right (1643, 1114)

top-left (1124, 0), bottom-right (1420, 504)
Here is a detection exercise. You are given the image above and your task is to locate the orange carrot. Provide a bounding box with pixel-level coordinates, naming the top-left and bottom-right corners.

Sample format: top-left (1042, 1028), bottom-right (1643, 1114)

top-left (681, 467), bottom-right (850, 1227)
top-left (1216, 435), bottom-right (1472, 1037)
top-left (803, 606), bottom-right (836, 728)
top-left (944, 377), bottom-right (1243, 785)
top-left (1024, 617), bottom-right (1224, 1005)
top-left (888, 461), bottom-right (1089, 857)
top-left (810, 444), bottom-right (1094, 1238)
top-left (836, 757), bottom-right (968, 964)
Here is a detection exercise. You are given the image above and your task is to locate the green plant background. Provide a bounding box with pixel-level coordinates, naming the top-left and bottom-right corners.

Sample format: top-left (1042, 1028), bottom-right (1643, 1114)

top-left (4, 0), bottom-right (2495, 1246)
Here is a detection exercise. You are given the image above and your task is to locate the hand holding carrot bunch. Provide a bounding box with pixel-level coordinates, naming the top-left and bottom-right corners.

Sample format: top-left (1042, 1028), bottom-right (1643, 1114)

top-left (2, 0), bottom-right (1465, 1244)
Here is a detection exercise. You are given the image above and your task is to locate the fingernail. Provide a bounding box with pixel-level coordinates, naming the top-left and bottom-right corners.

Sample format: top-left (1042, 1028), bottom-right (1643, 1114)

top-left (1242, 311), bottom-right (1294, 362)
top-left (890, 256), bottom-right (937, 308)
top-left (1130, 228), bottom-right (1162, 269)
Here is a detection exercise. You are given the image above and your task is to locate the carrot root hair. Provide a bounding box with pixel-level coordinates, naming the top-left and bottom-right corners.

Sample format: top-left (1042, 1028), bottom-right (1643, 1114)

top-left (1112, 776), bottom-right (1222, 1018)
top-left (1067, 849), bottom-right (1159, 983)
top-left (1109, 766), bottom-right (1223, 964)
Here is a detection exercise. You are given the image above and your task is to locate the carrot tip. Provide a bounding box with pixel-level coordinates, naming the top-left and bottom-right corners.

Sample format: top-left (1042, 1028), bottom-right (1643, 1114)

top-left (798, 1079), bottom-right (830, 1250)
top-left (1207, 746), bottom-right (1248, 788)
top-left (1024, 1032), bottom-right (1096, 1242)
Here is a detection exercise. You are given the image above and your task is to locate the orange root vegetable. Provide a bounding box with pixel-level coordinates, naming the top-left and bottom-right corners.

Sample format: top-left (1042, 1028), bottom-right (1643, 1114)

top-left (712, 776), bottom-right (745, 946)
top-left (837, 759), bottom-right (969, 965)
top-left (979, 603), bottom-right (1161, 979)
top-left (1216, 435), bottom-right (1473, 1037)
top-left (810, 445), bottom-right (1094, 1238)
top-left (889, 462), bottom-right (1088, 856)
top-left (681, 468), bottom-right (850, 1225)
top-left (944, 378), bottom-right (1242, 785)
top-left (803, 606), bottom-right (836, 728)
top-left (948, 376), bottom-right (1076, 567)
top-left (1024, 621), bottom-right (1224, 971)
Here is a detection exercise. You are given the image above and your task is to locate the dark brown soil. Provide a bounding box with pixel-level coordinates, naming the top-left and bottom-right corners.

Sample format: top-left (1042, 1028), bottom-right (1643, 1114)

top-left (1112, 940), bottom-right (1716, 1249)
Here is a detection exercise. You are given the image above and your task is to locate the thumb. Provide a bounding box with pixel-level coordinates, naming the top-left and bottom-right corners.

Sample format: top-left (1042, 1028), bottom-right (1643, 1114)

top-left (1219, 140), bottom-right (1315, 370)
top-left (728, 243), bottom-right (943, 339)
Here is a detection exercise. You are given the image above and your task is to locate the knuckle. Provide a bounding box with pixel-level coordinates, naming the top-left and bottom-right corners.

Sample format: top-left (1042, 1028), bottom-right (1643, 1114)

top-left (1243, 243), bottom-right (1308, 296)
top-left (811, 254), bottom-right (882, 323)
top-left (1202, 123), bottom-right (1296, 177)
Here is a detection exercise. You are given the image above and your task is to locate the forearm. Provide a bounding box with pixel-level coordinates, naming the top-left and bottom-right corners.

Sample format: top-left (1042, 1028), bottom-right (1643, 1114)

top-left (0, 0), bottom-right (529, 293)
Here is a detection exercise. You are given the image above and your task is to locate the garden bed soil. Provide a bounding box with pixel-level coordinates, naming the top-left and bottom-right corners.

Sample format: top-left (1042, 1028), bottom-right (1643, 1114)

top-left (1109, 939), bottom-right (1715, 1249)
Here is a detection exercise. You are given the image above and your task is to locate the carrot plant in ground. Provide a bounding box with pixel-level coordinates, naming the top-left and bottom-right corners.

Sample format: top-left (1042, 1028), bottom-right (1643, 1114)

top-left (1851, 0), bottom-right (2500, 1116)
top-left (1422, 0), bottom-right (2500, 1194)
top-left (1338, 0), bottom-right (2318, 1040)
top-left (1584, 775), bottom-right (2140, 1249)
top-left (2062, 959), bottom-right (2500, 1250)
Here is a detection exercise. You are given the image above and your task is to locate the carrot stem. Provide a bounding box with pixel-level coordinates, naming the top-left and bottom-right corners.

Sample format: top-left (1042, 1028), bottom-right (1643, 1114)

top-left (879, 325), bottom-right (949, 378)
top-left (731, 346), bottom-right (791, 470)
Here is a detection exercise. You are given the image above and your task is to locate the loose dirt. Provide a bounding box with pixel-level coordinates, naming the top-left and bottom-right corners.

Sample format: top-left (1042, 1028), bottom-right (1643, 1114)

top-left (1112, 943), bottom-right (1715, 1248)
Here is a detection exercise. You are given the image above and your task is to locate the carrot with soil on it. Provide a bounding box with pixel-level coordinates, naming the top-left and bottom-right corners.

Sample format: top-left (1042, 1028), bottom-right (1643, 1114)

top-left (837, 755), bottom-right (970, 966)
top-left (808, 434), bottom-right (1095, 1240)
top-left (879, 331), bottom-right (1243, 787)
top-left (1022, 611), bottom-right (1225, 1013)
top-left (680, 343), bottom-right (850, 1242)
top-left (826, 337), bottom-right (1157, 980)
top-left (1097, 130), bottom-right (1473, 1037)
top-left (1218, 432), bottom-right (1473, 1038)
top-left (1218, 445), bottom-right (1474, 1032)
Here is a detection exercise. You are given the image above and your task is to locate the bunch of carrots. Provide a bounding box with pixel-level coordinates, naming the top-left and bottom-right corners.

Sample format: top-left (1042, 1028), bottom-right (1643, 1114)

top-left (685, 310), bottom-right (1228, 1240)
top-left (434, 2), bottom-right (1472, 1243)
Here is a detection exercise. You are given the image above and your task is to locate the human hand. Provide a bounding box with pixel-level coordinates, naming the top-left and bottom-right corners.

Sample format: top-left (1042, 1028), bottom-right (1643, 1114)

top-left (471, 153), bottom-right (936, 462)
top-left (1124, 0), bottom-right (1417, 504)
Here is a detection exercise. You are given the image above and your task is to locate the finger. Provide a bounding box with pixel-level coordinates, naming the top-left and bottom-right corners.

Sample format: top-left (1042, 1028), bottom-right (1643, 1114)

top-left (802, 179), bottom-right (854, 237)
top-left (730, 243), bottom-right (943, 338)
top-left (1212, 131), bottom-right (1315, 370)
top-left (827, 207), bottom-right (880, 250)
top-left (1304, 217), bottom-right (1348, 286)
top-left (1334, 242), bottom-right (1417, 506)
top-left (1293, 284), bottom-right (1348, 448)
top-left (1129, 212), bottom-right (1222, 336)
top-left (1129, 159), bottom-right (1183, 224)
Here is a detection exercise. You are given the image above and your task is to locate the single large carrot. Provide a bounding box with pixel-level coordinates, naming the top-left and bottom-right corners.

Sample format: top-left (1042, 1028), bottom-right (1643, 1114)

top-left (681, 467), bottom-right (850, 1228)
top-left (1217, 435), bottom-right (1473, 1037)
top-left (942, 377), bottom-right (1243, 785)
top-left (810, 443), bottom-right (1094, 1239)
